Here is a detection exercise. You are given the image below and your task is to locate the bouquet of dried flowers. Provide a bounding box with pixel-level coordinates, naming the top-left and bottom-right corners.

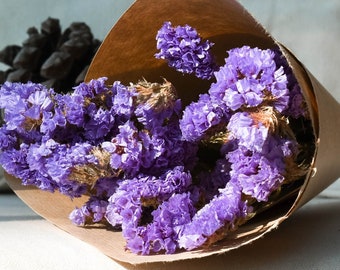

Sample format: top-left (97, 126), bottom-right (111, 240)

top-left (0, 21), bottom-right (315, 255)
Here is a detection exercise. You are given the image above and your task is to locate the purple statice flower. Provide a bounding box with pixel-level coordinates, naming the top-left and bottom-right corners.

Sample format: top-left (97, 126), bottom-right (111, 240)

top-left (105, 166), bottom-right (192, 228)
top-left (105, 183), bottom-right (140, 228)
top-left (227, 135), bottom-right (293, 202)
top-left (59, 93), bottom-right (85, 127)
top-left (26, 139), bottom-right (58, 173)
top-left (111, 81), bottom-right (137, 119)
top-left (0, 142), bottom-right (57, 192)
top-left (140, 121), bottom-right (198, 174)
top-left (0, 81), bottom-right (38, 99)
top-left (69, 205), bottom-right (91, 226)
top-left (102, 120), bottom-right (143, 177)
top-left (70, 78), bottom-right (117, 137)
top-left (269, 66), bottom-right (291, 113)
top-left (155, 21), bottom-right (217, 79)
top-left (132, 80), bottom-right (182, 132)
top-left (284, 82), bottom-right (308, 118)
top-left (25, 89), bottom-right (54, 119)
top-left (227, 46), bottom-right (276, 78)
top-left (83, 105), bottom-right (115, 141)
top-left (179, 93), bottom-right (228, 142)
top-left (227, 111), bottom-right (269, 152)
top-left (209, 46), bottom-right (290, 112)
top-left (135, 98), bottom-right (182, 132)
top-left (93, 177), bottom-right (119, 198)
top-left (273, 49), bottom-right (308, 118)
top-left (0, 82), bottom-right (54, 136)
top-left (102, 118), bottom-right (197, 178)
top-left (126, 192), bottom-right (196, 255)
top-left (30, 140), bottom-right (94, 197)
top-left (73, 77), bottom-right (109, 98)
top-left (0, 127), bottom-right (17, 151)
top-left (0, 93), bottom-right (26, 131)
top-left (224, 78), bottom-right (264, 111)
top-left (71, 197), bottom-right (109, 225)
top-left (178, 181), bottom-right (250, 250)
top-left (88, 198), bottom-right (109, 223)
top-left (33, 171), bottom-right (58, 192)
top-left (40, 106), bottom-right (67, 136)
top-left (0, 143), bottom-right (32, 184)
top-left (25, 141), bottom-right (57, 192)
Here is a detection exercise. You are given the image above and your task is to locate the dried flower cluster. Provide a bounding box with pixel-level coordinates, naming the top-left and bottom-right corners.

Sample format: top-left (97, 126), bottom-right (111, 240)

top-left (0, 22), bottom-right (313, 255)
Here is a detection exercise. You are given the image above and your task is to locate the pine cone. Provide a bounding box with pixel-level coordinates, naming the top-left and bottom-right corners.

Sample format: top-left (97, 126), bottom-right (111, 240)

top-left (0, 17), bottom-right (101, 93)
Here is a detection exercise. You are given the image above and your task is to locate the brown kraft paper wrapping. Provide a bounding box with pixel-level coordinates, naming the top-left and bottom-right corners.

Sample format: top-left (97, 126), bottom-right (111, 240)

top-left (5, 0), bottom-right (340, 265)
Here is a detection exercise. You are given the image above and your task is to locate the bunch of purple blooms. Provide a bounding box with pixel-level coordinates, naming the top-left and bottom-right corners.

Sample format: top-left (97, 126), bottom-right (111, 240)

top-left (0, 21), bottom-right (312, 255)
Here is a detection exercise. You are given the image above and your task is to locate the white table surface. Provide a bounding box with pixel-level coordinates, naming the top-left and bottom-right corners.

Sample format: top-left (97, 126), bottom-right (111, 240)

top-left (1, 0), bottom-right (340, 269)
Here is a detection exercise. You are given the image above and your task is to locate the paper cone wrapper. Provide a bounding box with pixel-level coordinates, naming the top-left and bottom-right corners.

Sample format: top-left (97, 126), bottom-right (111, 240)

top-left (5, 0), bottom-right (340, 265)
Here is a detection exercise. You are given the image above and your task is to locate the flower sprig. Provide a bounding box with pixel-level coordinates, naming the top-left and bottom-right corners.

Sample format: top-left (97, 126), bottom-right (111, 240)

top-left (155, 21), bottom-right (218, 80)
top-left (0, 21), bottom-right (314, 255)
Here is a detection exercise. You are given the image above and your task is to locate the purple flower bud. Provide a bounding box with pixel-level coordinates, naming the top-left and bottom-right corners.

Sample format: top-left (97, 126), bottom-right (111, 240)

top-left (155, 21), bottom-right (217, 79)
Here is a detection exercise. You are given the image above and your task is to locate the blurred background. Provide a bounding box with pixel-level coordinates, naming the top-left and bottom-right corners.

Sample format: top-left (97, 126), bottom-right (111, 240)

top-left (0, 1), bottom-right (339, 269)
